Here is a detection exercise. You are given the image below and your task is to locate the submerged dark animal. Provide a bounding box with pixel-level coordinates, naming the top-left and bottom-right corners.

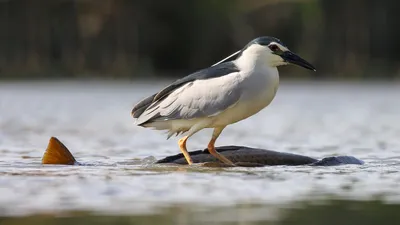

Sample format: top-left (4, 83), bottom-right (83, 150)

top-left (42, 137), bottom-right (364, 167)
top-left (156, 146), bottom-right (363, 166)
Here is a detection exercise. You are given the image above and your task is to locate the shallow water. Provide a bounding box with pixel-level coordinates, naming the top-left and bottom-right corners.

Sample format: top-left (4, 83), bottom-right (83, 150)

top-left (0, 80), bottom-right (400, 222)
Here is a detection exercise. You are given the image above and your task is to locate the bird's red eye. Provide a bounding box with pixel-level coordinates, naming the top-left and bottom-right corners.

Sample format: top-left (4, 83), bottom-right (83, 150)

top-left (269, 44), bottom-right (279, 51)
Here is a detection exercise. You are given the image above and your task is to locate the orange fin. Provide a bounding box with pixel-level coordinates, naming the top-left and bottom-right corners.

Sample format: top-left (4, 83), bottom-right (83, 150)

top-left (42, 137), bottom-right (77, 165)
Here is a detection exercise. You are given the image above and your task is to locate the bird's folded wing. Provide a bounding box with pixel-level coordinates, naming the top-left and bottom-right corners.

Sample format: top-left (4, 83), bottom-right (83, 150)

top-left (138, 74), bottom-right (242, 123)
top-left (153, 61), bottom-right (240, 102)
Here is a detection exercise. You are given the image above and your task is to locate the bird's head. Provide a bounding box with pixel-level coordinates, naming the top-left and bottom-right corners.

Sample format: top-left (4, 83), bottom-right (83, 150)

top-left (237, 36), bottom-right (316, 71)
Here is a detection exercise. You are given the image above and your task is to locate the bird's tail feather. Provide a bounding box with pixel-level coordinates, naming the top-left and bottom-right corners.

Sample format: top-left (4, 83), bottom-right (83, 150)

top-left (131, 93), bottom-right (157, 118)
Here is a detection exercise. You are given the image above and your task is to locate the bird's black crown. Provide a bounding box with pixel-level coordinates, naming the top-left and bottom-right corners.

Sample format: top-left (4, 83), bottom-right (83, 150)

top-left (248, 36), bottom-right (285, 47)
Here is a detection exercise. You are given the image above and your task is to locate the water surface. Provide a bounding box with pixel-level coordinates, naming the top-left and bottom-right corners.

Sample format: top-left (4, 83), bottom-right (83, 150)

top-left (0, 81), bottom-right (399, 222)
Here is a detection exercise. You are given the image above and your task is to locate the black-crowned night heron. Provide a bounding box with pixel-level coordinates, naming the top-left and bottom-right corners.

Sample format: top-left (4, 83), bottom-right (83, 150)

top-left (131, 36), bottom-right (315, 166)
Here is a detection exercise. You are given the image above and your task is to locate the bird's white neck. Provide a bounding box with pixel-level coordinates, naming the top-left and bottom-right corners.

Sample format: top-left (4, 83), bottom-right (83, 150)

top-left (236, 50), bottom-right (266, 70)
top-left (234, 44), bottom-right (286, 72)
top-left (234, 44), bottom-right (280, 92)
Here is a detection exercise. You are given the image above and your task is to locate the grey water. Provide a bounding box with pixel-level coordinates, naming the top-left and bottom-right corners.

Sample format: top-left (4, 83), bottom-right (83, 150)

top-left (0, 80), bottom-right (400, 224)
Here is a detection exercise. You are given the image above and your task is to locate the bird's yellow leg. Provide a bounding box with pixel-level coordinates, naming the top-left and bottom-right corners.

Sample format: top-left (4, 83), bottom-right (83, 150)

top-left (178, 136), bottom-right (193, 165)
top-left (208, 127), bottom-right (235, 166)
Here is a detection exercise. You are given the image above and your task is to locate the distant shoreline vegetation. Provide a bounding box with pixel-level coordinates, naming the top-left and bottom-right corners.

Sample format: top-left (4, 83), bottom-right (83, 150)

top-left (0, 0), bottom-right (399, 80)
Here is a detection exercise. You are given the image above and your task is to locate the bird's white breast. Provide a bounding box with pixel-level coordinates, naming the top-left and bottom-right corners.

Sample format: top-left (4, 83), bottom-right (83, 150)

top-left (211, 65), bottom-right (280, 126)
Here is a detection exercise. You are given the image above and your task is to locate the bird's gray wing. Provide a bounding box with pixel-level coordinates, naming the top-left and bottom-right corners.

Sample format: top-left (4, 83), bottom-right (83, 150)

top-left (135, 63), bottom-right (242, 125)
top-left (153, 61), bottom-right (239, 102)
top-left (155, 75), bottom-right (242, 120)
top-left (132, 61), bottom-right (239, 120)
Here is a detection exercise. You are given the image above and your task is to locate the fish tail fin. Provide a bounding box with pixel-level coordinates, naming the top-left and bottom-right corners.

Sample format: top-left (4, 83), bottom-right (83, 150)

top-left (42, 137), bottom-right (77, 165)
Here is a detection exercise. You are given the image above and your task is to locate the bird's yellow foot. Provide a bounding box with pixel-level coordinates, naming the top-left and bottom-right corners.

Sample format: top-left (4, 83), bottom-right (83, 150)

top-left (178, 136), bottom-right (193, 165)
top-left (207, 139), bottom-right (235, 166)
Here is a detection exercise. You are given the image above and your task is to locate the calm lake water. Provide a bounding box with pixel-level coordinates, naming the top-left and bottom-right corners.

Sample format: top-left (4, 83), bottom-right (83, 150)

top-left (0, 80), bottom-right (400, 224)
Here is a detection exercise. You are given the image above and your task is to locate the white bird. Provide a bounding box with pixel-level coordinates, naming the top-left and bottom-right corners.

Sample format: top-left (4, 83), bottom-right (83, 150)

top-left (131, 36), bottom-right (316, 166)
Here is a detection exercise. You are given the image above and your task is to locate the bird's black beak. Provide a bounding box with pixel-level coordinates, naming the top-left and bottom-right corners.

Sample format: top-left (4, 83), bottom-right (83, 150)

top-left (281, 51), bottom-right (316, 71)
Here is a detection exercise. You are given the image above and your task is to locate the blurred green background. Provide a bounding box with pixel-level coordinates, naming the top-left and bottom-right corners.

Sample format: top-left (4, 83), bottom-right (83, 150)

top-left (0, 0), bottom-right (399, 80)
